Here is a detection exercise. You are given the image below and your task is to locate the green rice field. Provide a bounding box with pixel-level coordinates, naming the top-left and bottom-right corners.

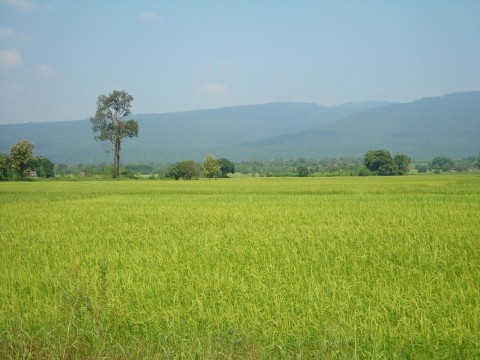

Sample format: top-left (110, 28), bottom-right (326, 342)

top-left (1, 176), bottom-right (479, 358)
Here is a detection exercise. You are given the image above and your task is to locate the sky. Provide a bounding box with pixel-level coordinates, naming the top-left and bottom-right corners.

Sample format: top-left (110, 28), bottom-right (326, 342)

top-left (0, 0), bottom-right (479, 124)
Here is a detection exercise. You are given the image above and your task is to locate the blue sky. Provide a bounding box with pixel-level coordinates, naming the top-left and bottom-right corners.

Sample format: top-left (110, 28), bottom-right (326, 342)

top-left (0, 0), bottom-right (479, 124)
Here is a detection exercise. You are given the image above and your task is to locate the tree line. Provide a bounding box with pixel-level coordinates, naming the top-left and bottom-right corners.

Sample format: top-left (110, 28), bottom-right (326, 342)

top-left (168, 156), bottom-right (235, 180)
top-left (3, 140), bottom-right (480, 181)
top-left (0, 140), bottom-right (55, 181)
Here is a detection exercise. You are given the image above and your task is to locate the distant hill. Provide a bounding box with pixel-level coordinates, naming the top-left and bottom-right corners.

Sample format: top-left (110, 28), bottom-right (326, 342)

top-left (0, 92), bottom-right (478, 163)
top-left (215, 92), bottom-right (480, 160)
top-left (0, 102), bottom-right (361, 164)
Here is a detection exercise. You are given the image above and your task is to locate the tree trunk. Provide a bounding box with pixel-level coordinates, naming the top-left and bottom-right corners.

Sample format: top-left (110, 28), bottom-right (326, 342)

top-left (113, 137), bottom-right (121, 178)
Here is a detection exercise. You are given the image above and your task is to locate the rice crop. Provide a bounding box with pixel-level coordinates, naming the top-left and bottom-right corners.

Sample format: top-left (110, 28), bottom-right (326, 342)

top-left (1, 175), bottom-right (479, 358)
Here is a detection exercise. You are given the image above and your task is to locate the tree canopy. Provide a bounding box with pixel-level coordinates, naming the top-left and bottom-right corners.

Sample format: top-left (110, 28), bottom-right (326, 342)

top-left (202, 155), bottom-right (220, 178)
top-left (364, 150), bottom-right (411, 175)
top-left (169, 160), bottom-right (200, 180)
top-left (393, 154), bottom-right (412, 175)
top-left (9, 140), bottom-right (38, 180)
top-left (217, 157), bottom-right (235, 178)
top-left (297, 165), bottom-right (309, 177)
top-left (364, 150), bottom-right (394, 175)
top-left (37, 157), bottom-right (55, 178)
top-left (0, 153), bottom-right (9, 181)
top-left (429, 157), bottom-right (455, 172)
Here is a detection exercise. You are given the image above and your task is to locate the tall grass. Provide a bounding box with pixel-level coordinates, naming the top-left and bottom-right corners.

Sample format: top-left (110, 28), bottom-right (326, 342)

top-left (1, 176), bottom-right (479, 358)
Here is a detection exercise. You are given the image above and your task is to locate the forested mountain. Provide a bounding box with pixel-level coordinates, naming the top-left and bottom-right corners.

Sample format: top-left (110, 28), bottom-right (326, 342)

top-left (216, 92), bottom-right (479, 160)
top-left (0, 102), bottom-right (370, 163)
top-left (0, 92), bottom-right (478, 163)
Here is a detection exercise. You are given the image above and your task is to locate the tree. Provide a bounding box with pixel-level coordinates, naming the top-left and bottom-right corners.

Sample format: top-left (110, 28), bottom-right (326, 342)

top-left (9, 140), bottom-right (38, 180)
top-left (90, 90), bottom-right (139, 178)
top-left (416, 164), bottom-right (428, 173)
top-left (364, 150), bottom-right (394, 175)
top-left (0, 153), bottom-right (9, 181)
top-left (393, 154), bottom-right (411, 175)
top-left (357, 165), bottom-right (371, 176)
top-left (429, 157), bottom-right (454, 173)
top-left (297, 165), bottom-right (309, 177)
top-left (37, 157), bottom-right (55, 178)
top-left (431, 164), bottom-right (442, 174)
top-left (169, 160), bottom-right (200, 180)
top-left (202, 155), bottom-right (220, 178)
top-left (474, 153), bottom-right (480, 170)
top-left (364, 150), bottom-right (411, 176)
top-left (217, 157), bottom-right (235, 178)
top-left (453, 159), bottom-right (471, 172)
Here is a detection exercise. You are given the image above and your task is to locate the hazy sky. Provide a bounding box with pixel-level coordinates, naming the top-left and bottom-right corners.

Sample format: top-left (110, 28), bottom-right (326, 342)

top-left (1, 0), bottom-right (479, 124)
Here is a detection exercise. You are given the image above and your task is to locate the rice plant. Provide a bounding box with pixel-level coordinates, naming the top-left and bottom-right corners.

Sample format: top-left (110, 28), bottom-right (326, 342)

top-left (1, 175), bottom-right (479, 358)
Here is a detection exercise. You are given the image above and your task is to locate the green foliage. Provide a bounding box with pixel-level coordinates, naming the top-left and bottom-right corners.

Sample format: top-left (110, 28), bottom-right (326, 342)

top-left (364, 150), bottom-right (411, 175)
top-left (125, 163), bottom-right (154, 174)
top-left (90, 90), bottom-right (137, 143)
top-left (453, 158), bottom-right (472, 172)
top-left (416, 164), bottom-right (428, 173)
top-left (9, 140), bottom-right (38, 180)
top-left (358, 165), bottom-right (371, 176)
top-left (90, 90), bottom-right (139, 178)
top-left (429, 156), bottom-right (478, 173)
top-left (25, 154), bottom-right (475, 180)
top-left (414, 156), bottom-right (477, 175)
top-left (37, 157), bottom-right (55, 178)
top-left (217, 157), bottom-right (235, 178)
top-left (51, 163), bottom-right (116, 178)
top-left (236, 157), bottom-right (363, 176)
top-left (169, 160), bottom-right (200, 180)
top-left (0, 153), bottom-right (8, 181)
top-left (202, 155), bottom-right (220, 178)
top-left (429, 157), bottom-right (454, 172)
top-left (431, 164), bottom-right (442, 174)
top-left (297, 165), bottom-right (309, 177)
top-left (0, 177), bottom-right (479, 358)
top-left (393, 154), bottom-right (412, 175)
top-left (364, 150), bottom-right (394, 175)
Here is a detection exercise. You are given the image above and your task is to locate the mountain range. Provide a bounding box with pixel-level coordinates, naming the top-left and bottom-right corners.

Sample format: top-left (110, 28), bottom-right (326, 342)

top-left (0, 92), bottom-right (478, 163)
